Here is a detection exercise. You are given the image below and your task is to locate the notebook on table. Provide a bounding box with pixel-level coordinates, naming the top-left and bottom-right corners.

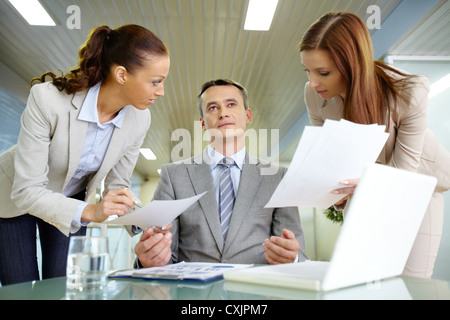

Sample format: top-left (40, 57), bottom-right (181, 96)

top-left (224, 163), bottom-right (437, 292)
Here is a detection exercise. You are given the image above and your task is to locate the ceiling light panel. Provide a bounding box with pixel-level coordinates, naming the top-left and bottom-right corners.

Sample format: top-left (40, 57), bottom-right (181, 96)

top-left (9, 0), bottom-right (56, 26)
top-left (244, 0), bottom-right (279, 31)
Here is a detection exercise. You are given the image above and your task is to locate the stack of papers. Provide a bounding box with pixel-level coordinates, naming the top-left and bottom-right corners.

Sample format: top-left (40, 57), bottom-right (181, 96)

top-left (110, 262), bottom-right (253, 282)
top-left (265, 119), bottom-right (389, 209)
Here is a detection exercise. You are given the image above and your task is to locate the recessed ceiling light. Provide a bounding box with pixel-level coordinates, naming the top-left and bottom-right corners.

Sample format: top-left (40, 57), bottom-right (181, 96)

top-left (244, 0), bottom-right (279, 31)
top-left (140, 148), bottom-right (157, 160)
top-left (8, 0), bottom-right (56, 26)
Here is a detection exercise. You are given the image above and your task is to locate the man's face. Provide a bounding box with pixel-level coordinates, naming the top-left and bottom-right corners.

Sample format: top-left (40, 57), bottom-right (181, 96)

top-left (199, 85), bottom-right (253, 141)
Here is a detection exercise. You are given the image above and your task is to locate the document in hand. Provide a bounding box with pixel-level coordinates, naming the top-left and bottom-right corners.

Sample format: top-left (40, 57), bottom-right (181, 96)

top-left (265, 119), bottom-right (389, 209)
top-left (105, 192), bottom-right (206, 229)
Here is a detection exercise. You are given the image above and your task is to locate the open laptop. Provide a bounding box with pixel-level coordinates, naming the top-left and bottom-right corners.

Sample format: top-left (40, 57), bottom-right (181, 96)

top-left (224, 163), bottom-right (437, 292)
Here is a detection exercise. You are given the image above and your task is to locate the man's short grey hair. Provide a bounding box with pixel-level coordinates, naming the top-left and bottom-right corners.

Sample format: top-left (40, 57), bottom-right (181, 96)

top-left (197, 79), bottom-right (249, 117)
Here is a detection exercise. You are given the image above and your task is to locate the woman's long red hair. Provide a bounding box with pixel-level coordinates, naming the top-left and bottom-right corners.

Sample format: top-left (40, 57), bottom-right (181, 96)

top-left (299, 12), bottom-right (417, 126)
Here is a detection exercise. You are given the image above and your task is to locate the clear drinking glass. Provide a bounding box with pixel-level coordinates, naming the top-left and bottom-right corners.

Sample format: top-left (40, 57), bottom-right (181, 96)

top-left (66, 236), bottom-right (110, 290)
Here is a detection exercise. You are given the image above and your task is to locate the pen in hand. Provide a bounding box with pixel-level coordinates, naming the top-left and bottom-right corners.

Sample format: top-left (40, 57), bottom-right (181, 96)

top-left (133, 200), bottom-right (144, 210)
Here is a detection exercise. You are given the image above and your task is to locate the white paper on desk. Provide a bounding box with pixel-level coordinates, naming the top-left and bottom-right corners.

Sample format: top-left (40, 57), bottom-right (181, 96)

top-left (105, 192), bottom-right (206, 229)
top-left (265, 120), bottom-right (389, 209)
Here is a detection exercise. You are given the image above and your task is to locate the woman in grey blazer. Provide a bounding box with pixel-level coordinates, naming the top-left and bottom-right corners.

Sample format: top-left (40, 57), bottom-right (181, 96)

top-left (299, 12), bottom-right (450, 278)
top-left (0, 25), bottom-right (170, 285)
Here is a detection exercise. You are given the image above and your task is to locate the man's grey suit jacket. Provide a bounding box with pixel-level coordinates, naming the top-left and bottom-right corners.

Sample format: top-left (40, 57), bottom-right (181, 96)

top-left (154, 150), bottom-right (308, 264)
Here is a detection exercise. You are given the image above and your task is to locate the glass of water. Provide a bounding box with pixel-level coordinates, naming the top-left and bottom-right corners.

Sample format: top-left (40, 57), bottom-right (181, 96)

top-left (66, 236), bottom-right (110, 290)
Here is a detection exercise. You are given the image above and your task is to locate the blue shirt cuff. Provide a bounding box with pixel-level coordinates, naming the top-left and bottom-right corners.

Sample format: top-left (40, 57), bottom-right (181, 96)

top-left (70, 202), bottom-right (90, 233)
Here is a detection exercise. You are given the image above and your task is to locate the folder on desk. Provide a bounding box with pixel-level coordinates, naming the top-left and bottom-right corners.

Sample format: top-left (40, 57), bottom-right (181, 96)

top-left (110, 262), bottom-right (253, 282)
top-left (225, 163), bottom-right (437, 291)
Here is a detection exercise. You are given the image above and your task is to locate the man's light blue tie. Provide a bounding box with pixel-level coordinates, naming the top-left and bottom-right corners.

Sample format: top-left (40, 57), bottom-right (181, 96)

top-left (219, 157), bottom-right (235, 241)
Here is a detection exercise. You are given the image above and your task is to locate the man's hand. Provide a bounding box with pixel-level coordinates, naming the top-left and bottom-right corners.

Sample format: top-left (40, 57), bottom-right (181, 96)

top-left (262, 229), bottom-right (300, 264)
top-left (135, 227), bottom-right (172, 268)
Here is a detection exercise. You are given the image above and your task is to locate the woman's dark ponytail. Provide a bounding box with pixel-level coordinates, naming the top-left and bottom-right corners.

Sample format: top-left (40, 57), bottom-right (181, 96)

top-left (77, 26), bottom-right (111, 89)
top-left (31, 25), bottom-right (168, 94)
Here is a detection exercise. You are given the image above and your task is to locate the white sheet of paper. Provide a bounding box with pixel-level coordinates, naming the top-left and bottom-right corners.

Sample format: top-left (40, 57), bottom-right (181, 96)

top-left (265, 120), bottom-right (389, 209)
top-left (105, 192), bottom-right (207, 229)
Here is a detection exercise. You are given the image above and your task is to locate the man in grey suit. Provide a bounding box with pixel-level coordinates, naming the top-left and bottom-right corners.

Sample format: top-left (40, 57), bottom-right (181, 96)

top-left (135, 79), bottom-right (307, 267)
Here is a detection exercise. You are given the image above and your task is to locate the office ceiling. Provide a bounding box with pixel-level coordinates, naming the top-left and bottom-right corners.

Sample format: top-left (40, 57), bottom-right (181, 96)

top-left (0, 0), bottom-right (448, 180)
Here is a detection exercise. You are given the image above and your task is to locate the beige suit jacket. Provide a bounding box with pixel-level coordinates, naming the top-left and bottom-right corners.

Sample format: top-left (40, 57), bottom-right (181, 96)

top-left (153, 150), bottom-right (308, 264)
top-left (304, 74), bottom-right (450, 193)
top-left (0, 82), bottom-right (150, 236)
